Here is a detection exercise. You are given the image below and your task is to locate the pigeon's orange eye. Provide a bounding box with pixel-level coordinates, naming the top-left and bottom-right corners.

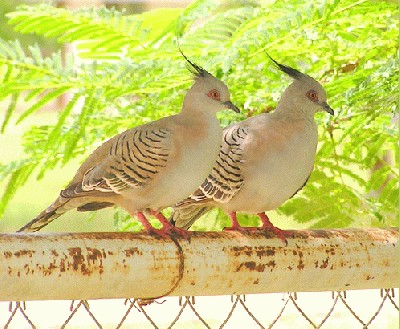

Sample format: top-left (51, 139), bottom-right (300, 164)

top-left (208, 89), bottom-right (221, 100)
top-left (306, 90), bottom-right (318, 102)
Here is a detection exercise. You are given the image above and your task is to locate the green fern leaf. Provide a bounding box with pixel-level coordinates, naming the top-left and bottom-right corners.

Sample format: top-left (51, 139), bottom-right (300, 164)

top-left (1, 94), bottom-right (18, 133)
top-left (17, 87), bottom-right (70, 123)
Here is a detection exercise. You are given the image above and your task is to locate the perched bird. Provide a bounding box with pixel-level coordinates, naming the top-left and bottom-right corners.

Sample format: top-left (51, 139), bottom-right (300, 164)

top-left (18, 54), bottom-right (240, 236)
top-left (171, 55), bottom-right (334, 242)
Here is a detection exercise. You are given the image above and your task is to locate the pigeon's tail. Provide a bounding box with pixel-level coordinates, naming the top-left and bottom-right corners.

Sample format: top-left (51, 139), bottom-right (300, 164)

top-left (170, 205), bottom-right (212, 230)
top-left (17, 196), bottom-right (71, 232)
top-left (77, 202), bottom-right (114, 212)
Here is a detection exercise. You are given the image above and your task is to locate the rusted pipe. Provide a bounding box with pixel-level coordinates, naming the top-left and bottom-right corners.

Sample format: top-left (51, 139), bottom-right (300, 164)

top-left (0, 228), bottom-right (398, 301)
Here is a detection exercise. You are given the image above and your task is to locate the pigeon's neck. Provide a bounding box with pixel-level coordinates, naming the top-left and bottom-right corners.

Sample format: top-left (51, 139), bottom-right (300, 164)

top-left (179, 104), bottom-right (219, 126)
top-left (177, 106), bottom-right (222, 145)
top-left (275, 96), bottom-right (315, 123)
top-left (181, 96), bottom-right (219, 119)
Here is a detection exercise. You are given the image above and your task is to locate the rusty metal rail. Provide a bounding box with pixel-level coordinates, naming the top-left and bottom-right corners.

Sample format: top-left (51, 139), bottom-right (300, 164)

top-left (0, 228), bottom-right (398, 301)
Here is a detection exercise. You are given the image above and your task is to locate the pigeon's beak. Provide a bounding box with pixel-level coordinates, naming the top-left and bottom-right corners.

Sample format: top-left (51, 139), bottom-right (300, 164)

top-left (223, 100), bottom-right (240, 113)
top-left (322, 102), bottom-right (334, 116)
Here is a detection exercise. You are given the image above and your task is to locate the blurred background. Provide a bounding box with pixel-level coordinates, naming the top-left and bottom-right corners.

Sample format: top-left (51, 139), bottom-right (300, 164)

top-left (0, 2), bottom-right (397, 328)
top-left (0, 0), bottom-right (397, 233)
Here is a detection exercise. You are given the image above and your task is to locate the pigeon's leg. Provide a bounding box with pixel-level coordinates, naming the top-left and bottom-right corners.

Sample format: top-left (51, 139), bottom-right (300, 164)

top-left (150, 210), bottom-right (191, 239)
top-left (229, 212), bottom-right (241, 230)
top-left (223, 212), bottom-right (248, 233)
top-left (136, 211), bottom-right (170, 238)
top-left (257, 212), bottom-right (291, 244)
top-left (136, 211), bottom-right (153, 231)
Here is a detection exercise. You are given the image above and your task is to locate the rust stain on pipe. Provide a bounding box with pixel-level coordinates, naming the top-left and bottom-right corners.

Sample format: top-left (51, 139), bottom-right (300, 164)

top-left (0, 228), bottom-right (397, 300)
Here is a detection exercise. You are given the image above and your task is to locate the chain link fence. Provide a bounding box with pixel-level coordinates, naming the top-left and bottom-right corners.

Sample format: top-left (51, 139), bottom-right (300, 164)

top-left (2, 289), bottom-right (398, 328)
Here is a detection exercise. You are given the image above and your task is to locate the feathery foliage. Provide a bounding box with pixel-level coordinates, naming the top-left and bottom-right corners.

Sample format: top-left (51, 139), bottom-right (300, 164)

top-left (0, 0), bottom-right (398, 229)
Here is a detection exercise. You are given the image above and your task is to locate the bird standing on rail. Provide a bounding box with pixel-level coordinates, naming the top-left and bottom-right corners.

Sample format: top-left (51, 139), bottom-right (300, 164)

top-left (18, 54), bottom-right (240, 237)
top-left (171, 55), bottom-right (334, 242)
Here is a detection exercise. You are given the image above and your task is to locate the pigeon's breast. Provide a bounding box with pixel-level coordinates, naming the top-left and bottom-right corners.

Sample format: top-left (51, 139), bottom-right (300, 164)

top-left (147, 116), bottom-right (222, 210)
top-left (223, 119), bottom-right (318, 212)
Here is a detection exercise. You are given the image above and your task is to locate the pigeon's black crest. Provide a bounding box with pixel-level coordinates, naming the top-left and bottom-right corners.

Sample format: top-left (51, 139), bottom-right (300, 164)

top-left (179, 47), bottom-right (210, 78)
top-left (265, 52), bottom-right (305, 80)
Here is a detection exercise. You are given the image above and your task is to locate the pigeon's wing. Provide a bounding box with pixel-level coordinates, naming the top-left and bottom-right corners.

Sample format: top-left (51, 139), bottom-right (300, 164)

top-left (177, 124), bottom-right (247, 207)
top-left (61, 125), bottom-right (172, 198)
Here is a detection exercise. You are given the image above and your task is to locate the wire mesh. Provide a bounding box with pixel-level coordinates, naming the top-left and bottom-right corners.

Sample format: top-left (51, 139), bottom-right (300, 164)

top-left (1, 289), bottom-right (398, 328)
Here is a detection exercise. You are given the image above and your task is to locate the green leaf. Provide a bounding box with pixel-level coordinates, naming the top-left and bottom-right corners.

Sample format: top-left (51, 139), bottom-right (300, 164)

top-left (46, 93), bottom-right (81, 149)
top-left (0, 163), bottom-right (36, 218)
top-left (1, 94), bottom-right (18, 133)
top-left (17, 87), bottom-right (70, 123)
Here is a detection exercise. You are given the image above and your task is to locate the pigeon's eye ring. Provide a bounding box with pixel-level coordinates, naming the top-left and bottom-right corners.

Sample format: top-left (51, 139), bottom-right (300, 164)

top-left (306, 90), bottom-right (318, 102)
top-left (208, 89), bottom-right (221, 100)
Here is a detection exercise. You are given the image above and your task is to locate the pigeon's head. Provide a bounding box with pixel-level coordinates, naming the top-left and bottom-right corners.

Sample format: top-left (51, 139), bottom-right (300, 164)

top-left (181, 51), bottom-right (240, 115)
top-left (267, 54), bottom-right (334, 117)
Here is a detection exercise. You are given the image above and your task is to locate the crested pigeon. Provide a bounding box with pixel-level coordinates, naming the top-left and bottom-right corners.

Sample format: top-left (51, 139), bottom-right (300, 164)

top-left (171, 55), bottom-right (334, 242)
top-left (18, 54), bottom-right (240, 236)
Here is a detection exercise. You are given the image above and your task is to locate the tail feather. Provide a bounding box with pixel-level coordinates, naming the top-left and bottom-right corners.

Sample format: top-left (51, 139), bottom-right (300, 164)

top-left (17, 197), bottom-right (70, 232)
top-left (171, 206), bottom-right (212, 230)
top-left (77, 202), bottom-right (114, 212)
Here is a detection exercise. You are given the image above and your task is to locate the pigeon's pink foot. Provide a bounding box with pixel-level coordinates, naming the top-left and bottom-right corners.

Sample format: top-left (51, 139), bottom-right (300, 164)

top-left (150, 210), bottom-right (191, 239)
top-left (257, 212), bottom-right (291, 245)
top-left (223, 212), bottom-right (249, 233)
top-left (136, 211), bottom-right (170, 238)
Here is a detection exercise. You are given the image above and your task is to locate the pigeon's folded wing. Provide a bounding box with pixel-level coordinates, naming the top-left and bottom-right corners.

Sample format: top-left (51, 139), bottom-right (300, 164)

top-left (177, 124), bottom-right (247, 207)
top-left (62, 126), bottom-right (172, 198)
